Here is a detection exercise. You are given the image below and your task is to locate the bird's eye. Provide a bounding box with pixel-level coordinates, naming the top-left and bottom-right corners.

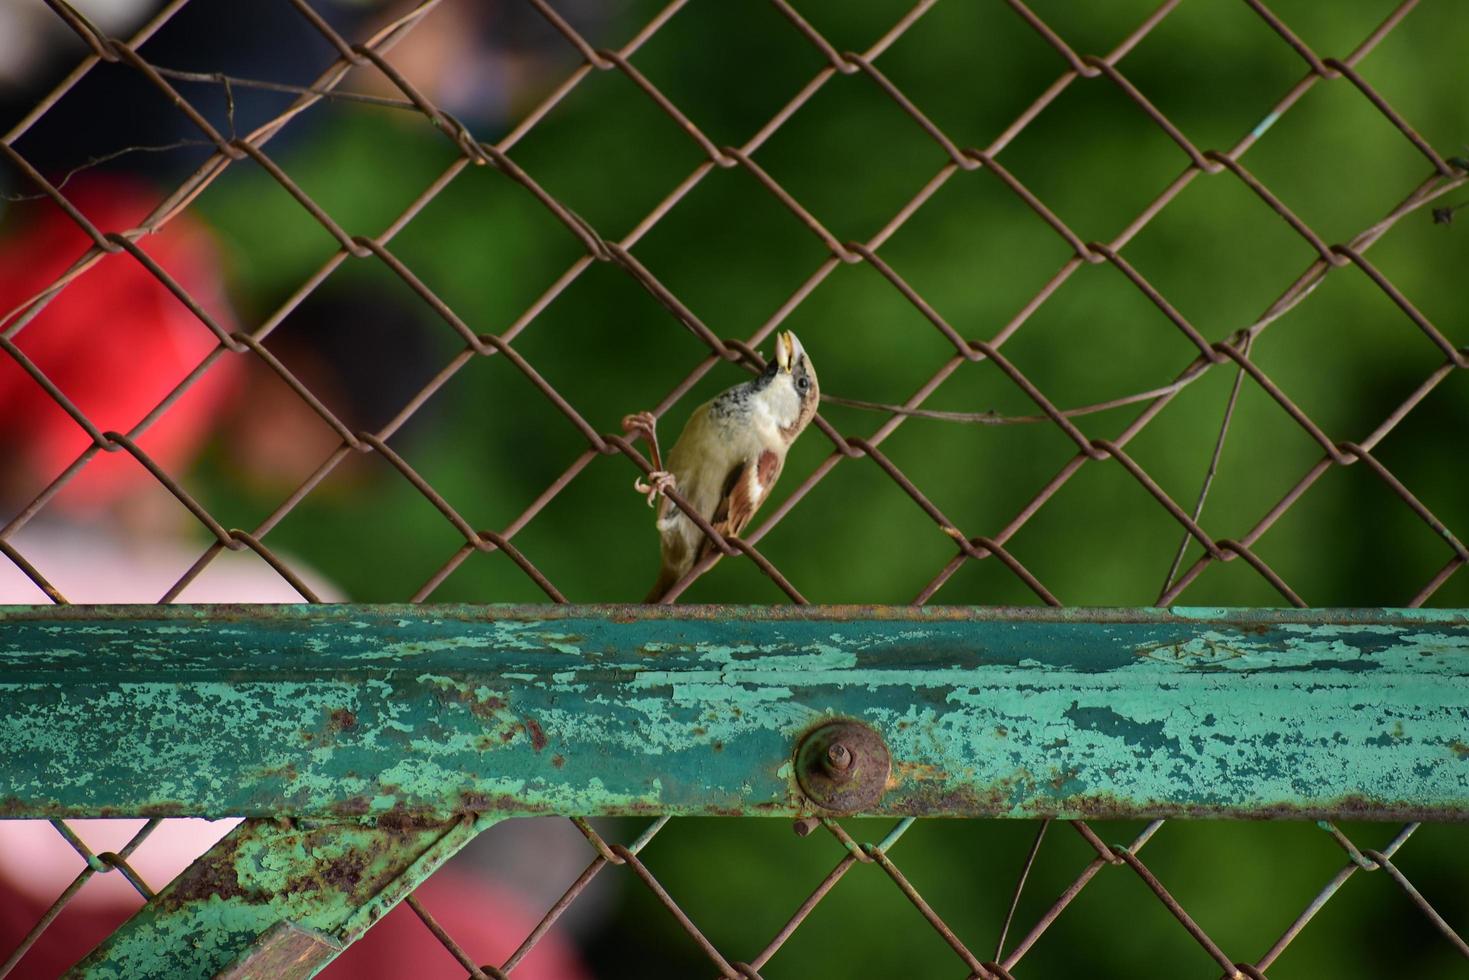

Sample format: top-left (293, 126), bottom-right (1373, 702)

top-left (796, 376), bottom-right (810, 394)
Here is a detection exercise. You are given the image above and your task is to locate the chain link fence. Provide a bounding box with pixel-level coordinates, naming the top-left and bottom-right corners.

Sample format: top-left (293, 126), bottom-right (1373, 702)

top-left (1, 0), bottom-right (1466, 976)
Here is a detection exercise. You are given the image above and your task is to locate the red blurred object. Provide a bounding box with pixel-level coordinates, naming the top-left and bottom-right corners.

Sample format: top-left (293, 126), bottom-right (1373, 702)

top-left (0, 176), bottom-right (240, 512)
top-left (0, 866), bottom-right (591, 978)
top-left (323, 870), bottom-right (593, 980)
top-left (0, 884), bottom-right (138, 979)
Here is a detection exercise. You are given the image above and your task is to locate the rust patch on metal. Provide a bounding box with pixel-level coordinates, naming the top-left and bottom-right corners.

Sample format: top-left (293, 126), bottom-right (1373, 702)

top-left (525, 717), bottom-right (547, 751)
top-left (432, 684), bottom-right (508, 722)
top-left (331, 796), bottom-right (372, 817)
top-left (133, 802), bottom-right (191, 818)
top-left (371, 810), bottom-right (449, 835)
top-left (158, 835), bottom-right (268, 909)
top-left (886, 780), bottom-right (1019, 817)
top-left (288, 850), bottom-right (370, 898)
top-left (458, 790), bottom-right (551, 815)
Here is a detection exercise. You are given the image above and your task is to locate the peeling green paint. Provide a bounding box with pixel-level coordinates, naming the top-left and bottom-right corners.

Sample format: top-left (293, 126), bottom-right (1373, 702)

top-left (67, 814), bottom-right (496, 978)
top-left (0, 605), bottom-right (1466, 821)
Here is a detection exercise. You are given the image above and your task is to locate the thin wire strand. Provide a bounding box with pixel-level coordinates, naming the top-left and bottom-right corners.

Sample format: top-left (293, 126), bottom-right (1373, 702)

top-left (995, 819), bottom-right (1049, 961)
top-left (1157, 333), bottom-right (1253, 599)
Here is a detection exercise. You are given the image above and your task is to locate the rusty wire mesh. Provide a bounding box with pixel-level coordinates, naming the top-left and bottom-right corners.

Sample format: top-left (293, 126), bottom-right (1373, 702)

top-left (4, 813), bottom-right (1465, 977)
top-left (2, 0), bottom-right (1465, 608)
top-left (2, 0), bottom-right (1467, 976)
top-left (388, 815), bottom-right (1459, 979)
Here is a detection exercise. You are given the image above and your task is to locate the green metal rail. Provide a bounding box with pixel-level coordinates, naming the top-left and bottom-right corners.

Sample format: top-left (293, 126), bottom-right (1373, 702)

top-left (5, 605), bottom-right (1467, 821)
top-left (2, 605), bottom-right (1466, 976)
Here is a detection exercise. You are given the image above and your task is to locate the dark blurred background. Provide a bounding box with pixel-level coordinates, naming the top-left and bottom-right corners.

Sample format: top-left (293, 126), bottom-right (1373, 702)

top-left (0, 0), bottom-right (1465, 976)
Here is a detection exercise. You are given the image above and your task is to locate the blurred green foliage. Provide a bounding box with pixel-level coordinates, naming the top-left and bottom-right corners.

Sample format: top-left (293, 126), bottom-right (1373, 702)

top-left (191, 0), bottom-right (1467, 611)
top-left (186, 0), bottom-right (1466, 975)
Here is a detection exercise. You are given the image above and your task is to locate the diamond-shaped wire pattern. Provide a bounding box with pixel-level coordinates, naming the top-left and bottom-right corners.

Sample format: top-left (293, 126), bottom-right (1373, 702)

top-left (1, 0), bottom-right (1465, 976)
top-left (1, 0), bottom-right (1464, 609)
top-left (394, 817), bottom-right (1469, 979)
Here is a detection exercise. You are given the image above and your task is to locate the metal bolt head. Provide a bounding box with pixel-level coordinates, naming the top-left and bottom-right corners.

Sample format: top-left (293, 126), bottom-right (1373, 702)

top-left (826, 742), bottom-right (853, 772)
top-left (795, 720), bottom-right (891, 814)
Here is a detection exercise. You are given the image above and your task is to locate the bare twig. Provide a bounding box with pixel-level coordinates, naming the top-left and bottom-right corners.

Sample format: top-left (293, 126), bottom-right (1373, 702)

top-left (995, 819), bottom-right (1049, 961)
top-left (150, 64), bottom-right (420, 113)
top-left (2, 71), bottom-right (238, 203)
top-left (821, 369), bottom-right (1207, 425)
top-left (1157, 333), bottom-right (1253, 600)
top-left (221, 73), bottom-right (237, 140)
top-left (1, 139), bottom-right (217, 202)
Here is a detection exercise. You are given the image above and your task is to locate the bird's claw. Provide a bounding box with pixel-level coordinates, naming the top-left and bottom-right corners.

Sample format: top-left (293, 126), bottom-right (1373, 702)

top-left (634, 470), bottom-right (676, 508)
top-left (623, 411), bottom-right (667, 495)
top-left (621, 411), bottom-right (657, 439)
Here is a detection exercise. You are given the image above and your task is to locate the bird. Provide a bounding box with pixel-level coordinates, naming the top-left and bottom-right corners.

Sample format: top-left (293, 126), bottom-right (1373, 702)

top-left (623, 331), bottom-right (819, 602)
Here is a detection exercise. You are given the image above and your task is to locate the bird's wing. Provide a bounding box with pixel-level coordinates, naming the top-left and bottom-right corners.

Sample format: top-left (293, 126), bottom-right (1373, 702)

top-left (701, 448), bottom-right (782, 559)
top-left (656, 401), bottom-right (713, 526)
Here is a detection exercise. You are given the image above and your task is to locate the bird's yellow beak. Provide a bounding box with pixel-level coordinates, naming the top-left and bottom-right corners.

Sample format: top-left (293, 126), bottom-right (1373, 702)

top-left (775, 331), bottom-right (795, 373)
